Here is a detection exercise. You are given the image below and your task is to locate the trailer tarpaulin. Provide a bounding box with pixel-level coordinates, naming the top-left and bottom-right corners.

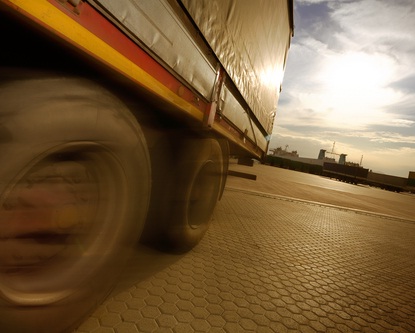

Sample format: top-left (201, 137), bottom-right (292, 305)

top-left (180, 0), bottom-right (292, 134)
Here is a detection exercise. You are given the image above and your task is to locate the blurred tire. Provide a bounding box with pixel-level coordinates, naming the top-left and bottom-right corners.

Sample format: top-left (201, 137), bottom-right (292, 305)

top-left (0, 76), bottom-right (151, 332)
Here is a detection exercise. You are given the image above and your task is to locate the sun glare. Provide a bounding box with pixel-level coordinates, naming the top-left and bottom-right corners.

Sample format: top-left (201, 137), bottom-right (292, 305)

top-left (317, 51), bottom-right (400, 127)
top-left (323, 52), bottom-right (390, 89)
top-left (261, 67), bottom-right (284, 90)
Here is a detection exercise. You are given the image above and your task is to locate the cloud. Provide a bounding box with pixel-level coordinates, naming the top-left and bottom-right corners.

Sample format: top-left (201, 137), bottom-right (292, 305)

top-left (391, 75), bottom-right (415, 95)
top-left (296, 0), bottom-right (328, 3)
top-left (332, 0), bottom-right (415, 50)
top-left (368, 132), bottom-right (415, 145)
top-left (387, 119), bottom-right (415, 128)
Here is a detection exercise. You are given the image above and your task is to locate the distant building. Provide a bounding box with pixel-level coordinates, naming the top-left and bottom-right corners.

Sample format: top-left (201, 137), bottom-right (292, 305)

top-left (317, 148), bottom-right (359, 166)
top-left (269, 146), bottom-right (323, 166)
top-left (269, 146), bottom-right (362, 167)
top-left (269, 146), bottom-right (299, 157)
top-left (317, 149), bottom-right (336, 163)
top-left (267, 147), bottom-right (414, 193)
top-left (339, 154), bottom-right (347, 165)
top-left (409, 171), bottom-right (415, 187)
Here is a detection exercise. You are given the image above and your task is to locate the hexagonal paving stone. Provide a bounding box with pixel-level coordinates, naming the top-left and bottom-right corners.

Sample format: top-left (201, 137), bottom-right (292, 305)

top-left (74, 179), bottom-right (415, 333)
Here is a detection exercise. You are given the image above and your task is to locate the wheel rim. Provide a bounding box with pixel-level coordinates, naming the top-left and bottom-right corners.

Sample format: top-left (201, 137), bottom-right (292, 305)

top-left (0, 143), bottom-right (130, 305)
top-left (187, 160), bottom-right (220, 229)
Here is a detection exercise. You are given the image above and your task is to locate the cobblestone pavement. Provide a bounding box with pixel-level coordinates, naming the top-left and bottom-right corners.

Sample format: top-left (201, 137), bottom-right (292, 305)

top-left (75, 178), bottom-right (415, 332)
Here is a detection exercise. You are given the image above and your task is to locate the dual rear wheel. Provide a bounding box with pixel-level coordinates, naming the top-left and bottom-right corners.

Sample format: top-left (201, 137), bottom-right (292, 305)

top-left (0, 75), bottom-right (226, 331)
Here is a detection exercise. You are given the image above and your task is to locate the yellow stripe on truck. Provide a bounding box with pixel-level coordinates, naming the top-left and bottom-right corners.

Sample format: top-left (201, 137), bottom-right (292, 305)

top-left (7, 0), bottom-right (204, 122)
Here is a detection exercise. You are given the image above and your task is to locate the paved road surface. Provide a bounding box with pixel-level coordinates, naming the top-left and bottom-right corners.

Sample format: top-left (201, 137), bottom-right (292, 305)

top-left (75, 162), bottom-right (415, 332)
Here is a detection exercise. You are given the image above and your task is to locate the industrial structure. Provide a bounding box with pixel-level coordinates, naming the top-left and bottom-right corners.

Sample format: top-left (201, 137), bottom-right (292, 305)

top-left (267, 146), bottom-right (415, 193)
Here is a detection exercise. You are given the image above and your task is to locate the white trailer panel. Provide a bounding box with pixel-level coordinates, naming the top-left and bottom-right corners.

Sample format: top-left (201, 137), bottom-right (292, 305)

top-left (180, 0), bottom-right (292, 134)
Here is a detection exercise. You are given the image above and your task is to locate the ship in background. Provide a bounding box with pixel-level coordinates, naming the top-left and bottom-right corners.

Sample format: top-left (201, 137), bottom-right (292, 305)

top-left (267, 145), bottom-right (415, 193)
top-left (270, 142), bottom-right (359, 166)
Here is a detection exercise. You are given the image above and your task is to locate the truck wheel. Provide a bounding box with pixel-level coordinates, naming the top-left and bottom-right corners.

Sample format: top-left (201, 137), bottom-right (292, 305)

top-left (0, 76), bottom-right (151, 332)
top-left (146, 138), bottom-right (224, 253)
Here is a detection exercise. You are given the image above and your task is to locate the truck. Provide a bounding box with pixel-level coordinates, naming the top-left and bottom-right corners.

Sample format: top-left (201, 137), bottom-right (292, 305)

top-left (0, 0), bottom-right (293, 331)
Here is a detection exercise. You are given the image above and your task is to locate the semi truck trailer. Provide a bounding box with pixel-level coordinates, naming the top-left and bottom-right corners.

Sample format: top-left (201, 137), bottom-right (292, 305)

top-left (0, 0), bottom-right (293, 331)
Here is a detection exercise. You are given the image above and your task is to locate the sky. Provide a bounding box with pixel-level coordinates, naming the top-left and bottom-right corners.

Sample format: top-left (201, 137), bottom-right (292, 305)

top-left (270, 0), bottom-right (415, 177)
